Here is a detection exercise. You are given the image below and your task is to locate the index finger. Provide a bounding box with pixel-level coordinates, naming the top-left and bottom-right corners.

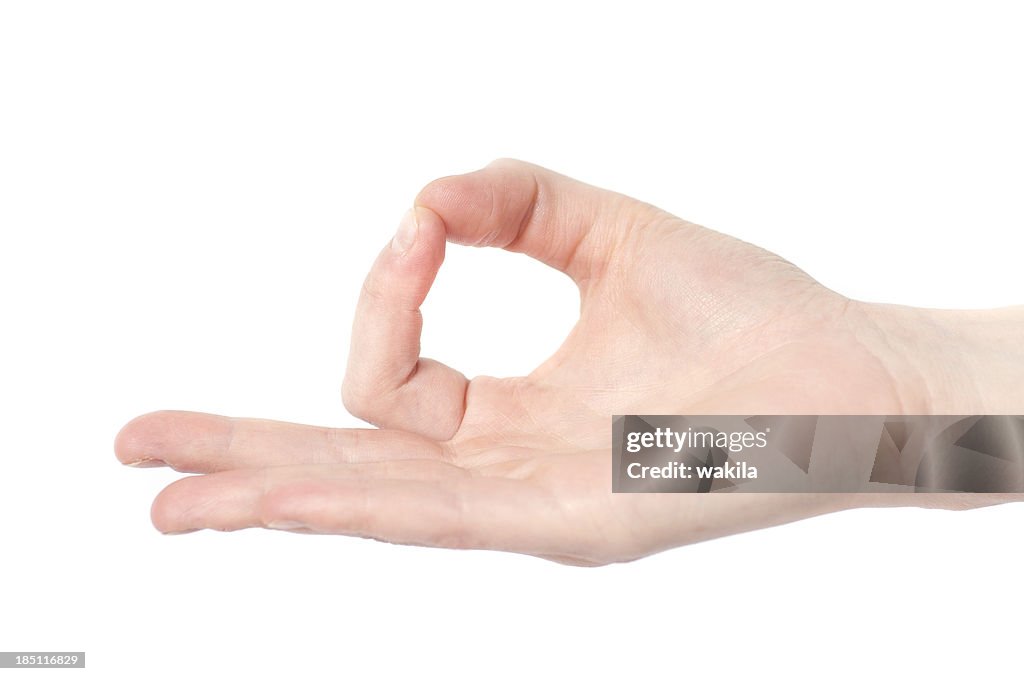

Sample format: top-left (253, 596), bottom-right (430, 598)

top-left (415, 158), bottom-right (633, 285)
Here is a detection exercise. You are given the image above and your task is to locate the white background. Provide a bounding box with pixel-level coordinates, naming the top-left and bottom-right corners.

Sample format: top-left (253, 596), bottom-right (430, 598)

top-left (1, 2), bottom-right (1022, 679)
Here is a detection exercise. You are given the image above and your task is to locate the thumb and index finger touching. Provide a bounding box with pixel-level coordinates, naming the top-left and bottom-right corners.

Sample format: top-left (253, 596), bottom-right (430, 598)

top-left (342, 159), bottom-right (627, 441)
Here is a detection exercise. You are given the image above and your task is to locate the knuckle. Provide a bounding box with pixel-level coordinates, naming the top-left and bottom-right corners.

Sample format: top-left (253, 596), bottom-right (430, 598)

top-left (360, 276), bottom-right (383, 300)
top-left (341, 380), bottom-right (391, 425)
top-left (340, 381), bottom-right (370, 416)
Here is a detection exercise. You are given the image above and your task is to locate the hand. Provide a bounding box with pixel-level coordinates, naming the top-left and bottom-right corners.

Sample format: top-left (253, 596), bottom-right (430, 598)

top-left (116, 159), bottom-right (1023, 565)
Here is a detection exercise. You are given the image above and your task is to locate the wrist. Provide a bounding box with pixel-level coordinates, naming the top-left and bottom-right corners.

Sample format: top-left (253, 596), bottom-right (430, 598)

top-left (852, 301), bottom-right (1024, 414)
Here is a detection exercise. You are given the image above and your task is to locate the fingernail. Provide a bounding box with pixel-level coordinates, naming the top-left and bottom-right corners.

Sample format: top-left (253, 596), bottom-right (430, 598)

top-left (161, 528), bottom-right (198, 535)
top-left (125, 457), bottom-right (167, 468)
top-left (391, 208), bottom-right (419, 253)
top-left (268, 520), bottom-right (309, 531)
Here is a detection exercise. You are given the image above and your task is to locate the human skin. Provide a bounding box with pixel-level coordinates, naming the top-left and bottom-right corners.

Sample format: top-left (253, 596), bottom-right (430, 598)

top-left (115, 159), bottom-right (1024, 566)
